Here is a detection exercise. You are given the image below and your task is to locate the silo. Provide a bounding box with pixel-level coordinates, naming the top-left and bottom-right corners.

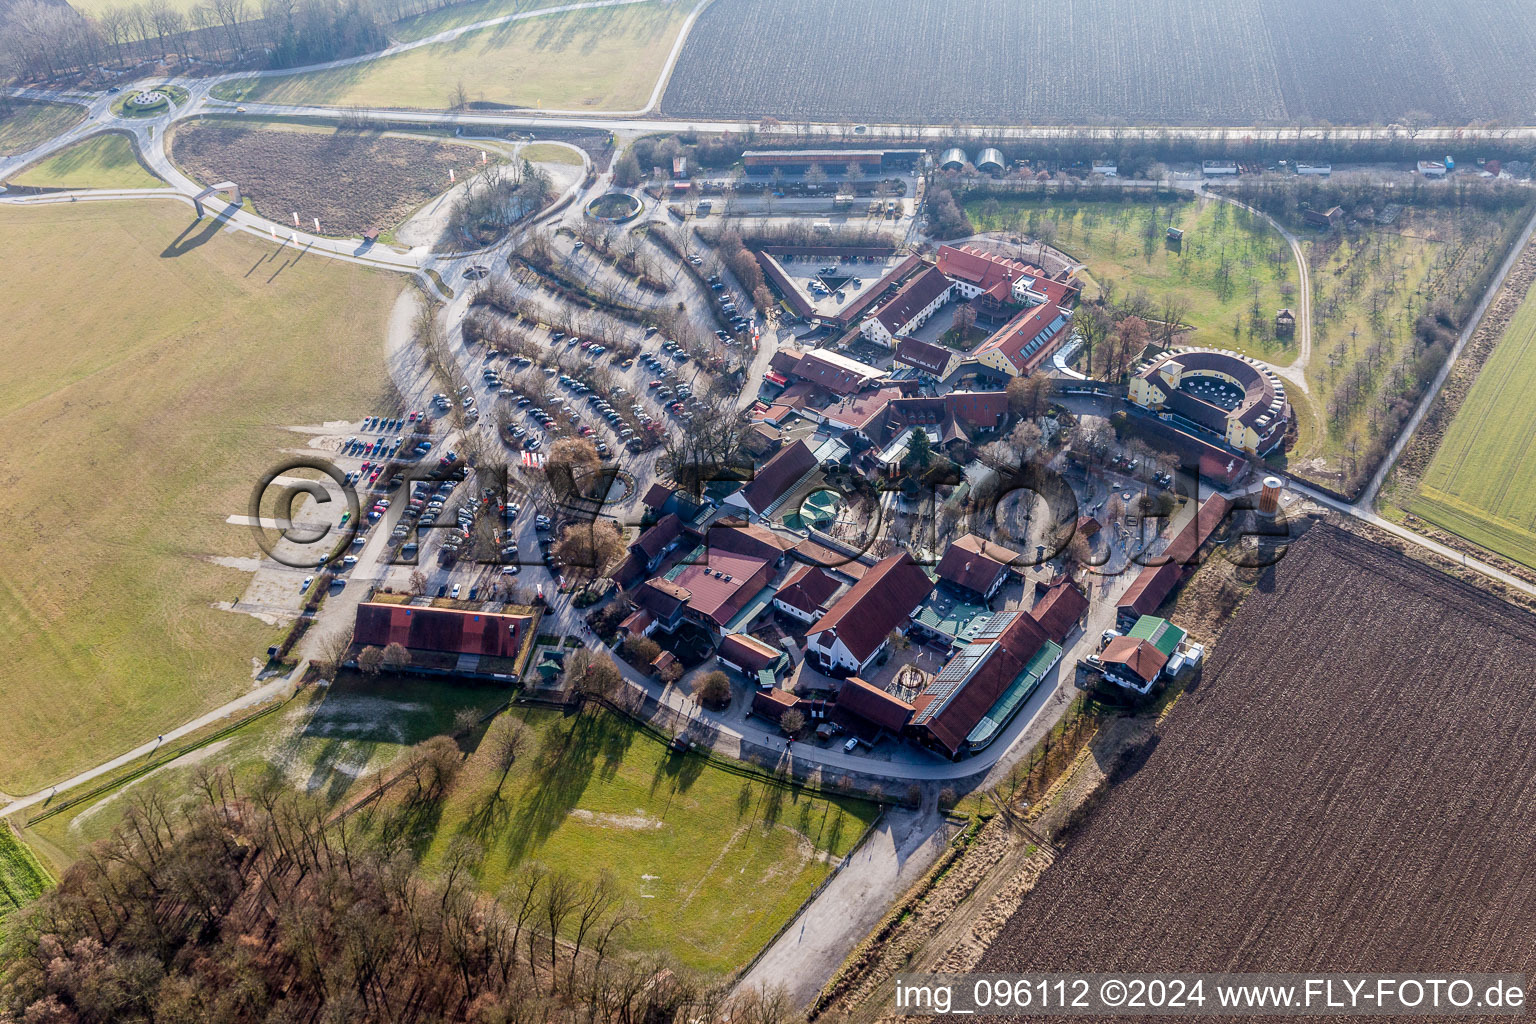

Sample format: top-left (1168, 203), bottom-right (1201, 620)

top-left (976, 148), bottom-right (1005, 174)
top-left (1259, 476), bottom-right (1283, 516)
top-left (939, 147), bottom-right (969, 171)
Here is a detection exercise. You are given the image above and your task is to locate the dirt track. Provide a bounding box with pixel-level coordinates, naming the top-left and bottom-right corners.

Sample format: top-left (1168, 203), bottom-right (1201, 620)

top-left (977, 525), bottom-right (1536, 1019)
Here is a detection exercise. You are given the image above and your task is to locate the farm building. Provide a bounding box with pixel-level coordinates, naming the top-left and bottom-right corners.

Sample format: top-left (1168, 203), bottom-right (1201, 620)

top-left (1116, 493), bottom-right (1233, 628)
top-left (1129, 348), bottom-right (1291, 456)
top-left (935, 533), bottom-right (1019, 600)
top-left (1029, 578), bottom-right (1089, 643)
top-left (976, 148), bottom-right (1006, 174)
top-left (894, 336), bottom-right (958, 379)
top-left (964, 301), bottom-right (1075, 380)
top-left (909, 609), bottom-right (1061, 758)
top-left (1100, 617), bottom-right (1182, 694)
top-left (1296, 163), bottom-right (1332, 177)
top-left (629, 545), bottom-right (778, 639)
top-left (1202, 160), bottom-right (1238, 176)
top-left (741, 148), bottom-right (921, 175)
top-left (861, 266), bottom-right (954, 347)
top-left (1303, 206), bottom-right (1343, 229)
top-left (804, 551), bottom-right (934, 675)
top-left (834, 675), bottom-right (915, 737)
top-left (1166, 226), bottom-right (1185, 243)
top-left (351, 603), bottom-right (535, 678)
top-left (939, 147), bottom-right (969, 171)
top-left (1275, 308), bottom-right (1296, 335)
top-left (725, 439), bottom-right (819, 518)
top-left (936, 244), bottom-right (1071, 310)
top-left (716, 632), bottom-right (789, 681)
top-left (773, 564), bottom-right (844, 624)
top-left (1092, 162), bottom-right (1119, 177)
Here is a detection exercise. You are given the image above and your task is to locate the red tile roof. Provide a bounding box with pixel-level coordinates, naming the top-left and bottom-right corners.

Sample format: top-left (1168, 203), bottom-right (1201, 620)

top-left (935, 534), bottom-right (1018, 596)
top-left (704, 518), bottom-right (795, 562)
top-left (912, 611), bottom-right (1051, 756)
top-left (775, 565), bottom-right (842, 615)
top-left (1101, 635), bottom-right (1168, 685)
top-left (973, 302), bottom-right (1070, 375)
top-left (641, 482), bottom-right (675, 509)
top-left (824, 386), bottom-right (903, 433)
top-left (894, 336), bottom-right (952, 375)
top-left (1164, 493), bottom-right (1233, 566)
top-left (718, 632), bottom-right (783, 673)
top-left (1029, 580), bottom-right (1088, 643)
top-left (872, 266), bottom-right (953, 335)
top-left (741, 440), bottom-right (818, 515)
top-left (354, 603), bottom-right (531, 659)
top-left (1118, 561), bottom-right (1181, 619)
top-left (752, 686), bottom-right (800, 721)
top-left (666, 550), bottom-right (776, 627)
top-left (633, 513), bottom-right (684, 560)
top-left (836, 676), bottom-right (914, 733)
top-left (790, 351), bottom-right (876, 397)
top-left (808, 552), bottom-right (935, 664)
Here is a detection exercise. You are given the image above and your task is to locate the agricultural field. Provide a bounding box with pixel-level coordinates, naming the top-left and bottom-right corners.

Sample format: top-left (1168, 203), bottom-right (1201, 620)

top-left (0, 200), bottom-right (399, 794)
top-left (662, 0), bottom-right (1536, 126)
top-left (980, 525), bottom-right (1536, 978)
top-left (1287, 205), bottom-right (1518, 494)
top-left (0, 99), bottom-right (84, 156)
top-left (1408, 281), bottom-right (1536, 570)
top-left (23, 683), bottom-right (874, 976)
top-left (966, 194), bottom-right (1297, 362)
top-left (11, 132), bottom-right (163, 190)
top-left (214, 2), bottom-right (690, 112)
top-left (0, 823), bottom-right (51, 923)
top-left (171, 121), bottom-right (494, 235)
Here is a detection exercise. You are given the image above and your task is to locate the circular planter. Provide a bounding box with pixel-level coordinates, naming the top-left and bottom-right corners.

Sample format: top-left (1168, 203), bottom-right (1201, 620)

top-left (585, 191), bottom-right (642, 223)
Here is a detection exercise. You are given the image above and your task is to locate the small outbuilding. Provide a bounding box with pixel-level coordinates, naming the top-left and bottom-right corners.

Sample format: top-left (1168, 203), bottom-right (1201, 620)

top-left (939, 147), bottom-right (969, 172)
top-left (975, 148), bottom-right (1005, 175)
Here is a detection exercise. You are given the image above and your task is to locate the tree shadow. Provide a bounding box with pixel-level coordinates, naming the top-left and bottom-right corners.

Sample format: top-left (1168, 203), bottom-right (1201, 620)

top-left (161, 203), bottom-right (234, 258)
top-left (496, 709), bottom-right (611, 866)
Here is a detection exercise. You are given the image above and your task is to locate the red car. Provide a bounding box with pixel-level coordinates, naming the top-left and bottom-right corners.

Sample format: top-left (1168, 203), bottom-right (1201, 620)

top-left (648, 379), bottom-right (663, 389)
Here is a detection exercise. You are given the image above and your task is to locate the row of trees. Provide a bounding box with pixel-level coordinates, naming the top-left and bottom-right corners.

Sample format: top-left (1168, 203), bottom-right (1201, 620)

top-left (0, 761), bottom-right (796, 1024)
top-left (1, 0), bottom-right (389, 83)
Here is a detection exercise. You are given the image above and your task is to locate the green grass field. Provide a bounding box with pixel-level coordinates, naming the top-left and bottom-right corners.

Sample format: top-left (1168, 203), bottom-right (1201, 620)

top-left (1409, 286), bottom-right (1536, 569)
top-left (412, 706), bottom-right (877, 974)
top-left (214, 2), bottom-right (690, 111)
top-left (24, 683), bottom-right (874, 976)
top-left (390, 0), bottom-right (570, 41)
top-left (0, 200), bottom-right (401, 794)
top-left (11, 133), bottom-right (163, 190)
top-left (0, 822), bottom-right (51, 922)
top-left (0, 100), bottom-right (85, 156)
top-left (520, 142), bottom-right (583, 165)
top-left (964, 195), bottom-right (1298, 362)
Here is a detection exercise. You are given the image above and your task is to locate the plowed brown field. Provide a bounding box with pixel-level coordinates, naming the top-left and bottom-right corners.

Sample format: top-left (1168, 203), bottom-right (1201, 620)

top-left (978, 525), bottom-right (1536, 1009)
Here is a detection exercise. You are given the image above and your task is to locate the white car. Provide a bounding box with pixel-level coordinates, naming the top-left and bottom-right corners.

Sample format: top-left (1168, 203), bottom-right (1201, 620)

top-left (451, 583), bottom-right (461, 598)
top-left (300, 576), bottom-right (313, 592)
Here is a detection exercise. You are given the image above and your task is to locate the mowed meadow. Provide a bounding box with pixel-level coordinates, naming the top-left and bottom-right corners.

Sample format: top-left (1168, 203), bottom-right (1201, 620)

top-left (0, 199), bottom-right (400, 794)
top-left (1411, 286), bottom-right (1536, 570)
top-left (215, 1), bottom-right (691, 111)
